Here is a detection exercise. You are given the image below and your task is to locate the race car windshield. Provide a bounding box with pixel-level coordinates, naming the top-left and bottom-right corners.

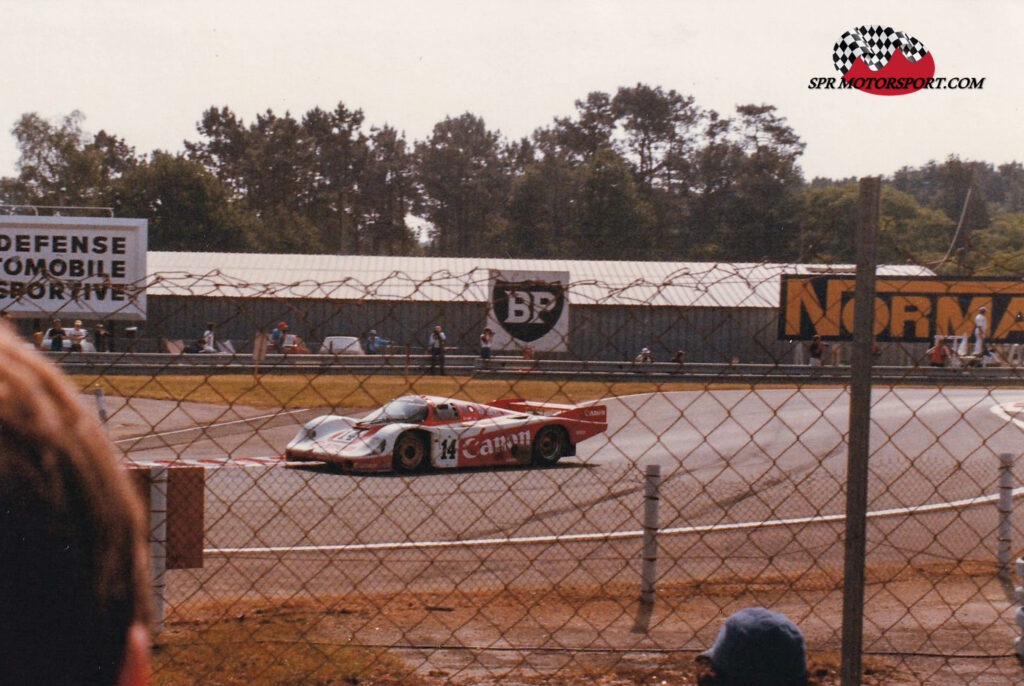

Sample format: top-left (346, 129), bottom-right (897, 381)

top-left (358, 398), bottom-right (428, 425)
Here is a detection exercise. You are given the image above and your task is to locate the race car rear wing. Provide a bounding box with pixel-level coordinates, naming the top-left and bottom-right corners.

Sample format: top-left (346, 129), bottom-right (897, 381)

top-left (490, 398), bottom-right (607, 427)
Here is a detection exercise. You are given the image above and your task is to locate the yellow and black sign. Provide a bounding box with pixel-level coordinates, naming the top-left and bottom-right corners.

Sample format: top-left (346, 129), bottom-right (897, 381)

top-left (778, 275), bottom-right (1024, 342)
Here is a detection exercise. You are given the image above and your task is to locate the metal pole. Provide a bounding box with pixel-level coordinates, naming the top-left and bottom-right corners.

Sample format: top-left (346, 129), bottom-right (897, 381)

top-left (1015, 558), bottom-right (1024, 657)
top-left (92, 386), bottom-right (108, 425)
top-left (841, 177), bottom-right (880, 686)
top-left (640, 463), bottom-right (661, 604)
top-left (149, 466), bottom-right (169, 635)
top-left (999, 453), bottom-right (1014, 578)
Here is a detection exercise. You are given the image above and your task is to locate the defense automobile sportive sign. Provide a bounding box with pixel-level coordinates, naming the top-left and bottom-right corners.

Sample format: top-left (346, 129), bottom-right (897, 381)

top-left (487, 270), bottom-right (569, 352)
top-left (0, 216), bottom-right (148, 320)
top-left (778, 275), bottom-right (1024, 342)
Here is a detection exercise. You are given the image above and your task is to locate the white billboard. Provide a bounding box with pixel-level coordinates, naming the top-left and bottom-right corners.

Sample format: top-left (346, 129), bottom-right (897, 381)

top-left (0, 216), bottom-right (148, 320)
top-left (487, 270), bottom-right (569, 352)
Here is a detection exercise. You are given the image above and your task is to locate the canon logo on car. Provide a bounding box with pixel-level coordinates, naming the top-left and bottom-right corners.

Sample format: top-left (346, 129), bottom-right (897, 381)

top-left (460, 429), bottom-right (532, 459)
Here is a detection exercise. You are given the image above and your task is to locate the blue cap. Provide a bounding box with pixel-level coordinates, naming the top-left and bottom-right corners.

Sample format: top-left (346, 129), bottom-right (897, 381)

top-left (704, 607), bottom-right (806, 686)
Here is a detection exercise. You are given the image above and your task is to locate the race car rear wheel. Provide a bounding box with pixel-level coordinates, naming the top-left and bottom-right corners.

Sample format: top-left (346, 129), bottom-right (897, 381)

top-left (393, 431), bottom-right (428, 473)
top-left (532, 426), bottom-right (567, 466)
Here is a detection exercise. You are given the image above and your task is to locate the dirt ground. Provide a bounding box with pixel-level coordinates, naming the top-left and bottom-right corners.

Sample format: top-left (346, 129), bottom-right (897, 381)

top-left (158, 561), bottom-right (1024, 685)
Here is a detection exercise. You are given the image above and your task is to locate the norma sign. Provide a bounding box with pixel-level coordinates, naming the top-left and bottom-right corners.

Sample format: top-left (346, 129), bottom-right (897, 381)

top-left (487, 270), bottom-right (569, 352)
top-left (778, 275), bottom-right (1024, 342)
top-left (0, 216), bottom-right (147, 320)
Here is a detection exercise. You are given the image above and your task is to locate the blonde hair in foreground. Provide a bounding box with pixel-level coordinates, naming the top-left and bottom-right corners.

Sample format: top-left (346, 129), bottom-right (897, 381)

top-left (0, 320), bottom-right (150, 685)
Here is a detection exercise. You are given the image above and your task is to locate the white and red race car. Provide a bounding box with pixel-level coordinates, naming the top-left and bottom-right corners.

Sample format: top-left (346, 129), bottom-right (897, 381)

top-left (285, 394), bottom-right (607, 472)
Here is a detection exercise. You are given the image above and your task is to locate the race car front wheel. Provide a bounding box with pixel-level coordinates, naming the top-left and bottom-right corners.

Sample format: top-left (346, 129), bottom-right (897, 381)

top-left (532, 426), bottom-right (567, 466)
top-left (393, 431), bottom-right (428, 473)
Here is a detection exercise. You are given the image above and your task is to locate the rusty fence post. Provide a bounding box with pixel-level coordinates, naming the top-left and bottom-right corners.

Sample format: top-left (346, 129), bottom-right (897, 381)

top-left (149, 466), bottom-right (168, 635)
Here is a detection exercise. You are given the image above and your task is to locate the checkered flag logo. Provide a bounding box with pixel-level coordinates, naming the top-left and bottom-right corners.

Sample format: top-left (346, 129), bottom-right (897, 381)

top-left (833, 25), bottom-right (928, 75)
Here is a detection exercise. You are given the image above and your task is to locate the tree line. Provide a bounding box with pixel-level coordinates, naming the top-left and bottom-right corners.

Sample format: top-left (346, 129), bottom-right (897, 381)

top-left (2, 85), bottom-right (1023, 273)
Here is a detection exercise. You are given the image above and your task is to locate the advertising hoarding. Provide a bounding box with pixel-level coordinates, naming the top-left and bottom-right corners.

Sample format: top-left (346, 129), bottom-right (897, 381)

top-left (778, 274), bottom-right (1024, 342)
top-left (487, 270), bottom-right (570, 352)
top-left (0, 216), bottom-right (147, 320)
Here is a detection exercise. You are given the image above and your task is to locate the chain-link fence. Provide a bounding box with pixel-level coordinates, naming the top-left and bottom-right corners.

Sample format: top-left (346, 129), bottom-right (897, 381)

top-left (10, 261), bottom-right (1024, 685)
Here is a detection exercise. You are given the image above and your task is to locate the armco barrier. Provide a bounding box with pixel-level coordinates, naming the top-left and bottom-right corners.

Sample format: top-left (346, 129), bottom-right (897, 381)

top-left (51, 350), bottom-right (1024, 386)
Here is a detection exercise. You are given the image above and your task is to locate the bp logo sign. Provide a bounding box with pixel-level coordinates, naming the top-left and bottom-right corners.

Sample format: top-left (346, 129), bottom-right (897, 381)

top-left (487, 270), bottom-right (569, 351)
top-left (492, 280), bottom-right (565, 342)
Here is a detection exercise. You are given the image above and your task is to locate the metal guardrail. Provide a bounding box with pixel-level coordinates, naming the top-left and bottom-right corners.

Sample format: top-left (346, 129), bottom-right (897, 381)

top-left (47, 350), bottom-right (1024, 385)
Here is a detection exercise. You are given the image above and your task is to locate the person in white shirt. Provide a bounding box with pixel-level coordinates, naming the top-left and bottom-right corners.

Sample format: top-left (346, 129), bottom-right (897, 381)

top-left (68, 319), bottom-right (88, 351)
top-left (973, 306), bottom-right (987, 355)
top-left (201, 322), bottom-right (216, 353)
top-left (428, 325), bottom-right (446, 375)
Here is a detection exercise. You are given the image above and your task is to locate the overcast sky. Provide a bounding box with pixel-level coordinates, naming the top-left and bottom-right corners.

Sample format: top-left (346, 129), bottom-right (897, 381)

top-left (1, 0), bottom-right (1020, 182)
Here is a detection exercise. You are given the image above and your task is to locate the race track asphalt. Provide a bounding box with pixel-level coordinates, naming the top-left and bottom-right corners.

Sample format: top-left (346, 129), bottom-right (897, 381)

top-left (106, 387), bottom-right (1024, 606)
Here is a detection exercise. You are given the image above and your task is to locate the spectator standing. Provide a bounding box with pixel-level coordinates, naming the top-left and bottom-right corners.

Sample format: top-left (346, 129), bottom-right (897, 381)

top-left (479, 327), bottom-right (494, 364)
top-left (635, 347), bottom-right (654, 363)
top-left (93, 322), bottom-right (105, 351)
top-left (101, 323), bottom-right (113, 352)
top-left (696, 607), bottom-right (810, 686)
top-left (808, 335), bottom-right (824, 367)
top-left (200, 322), bottom-right (216, 353)
top-left (428, 324), bottom-right (446, 375)
top-left (45, 318), bottom-right (66, 351)
top-left (68, 319), bottom-right (88, 351)
top-left (0, 320), bottom-right (151, 685)
top-left (973, 306), bottom-right (987, 355)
